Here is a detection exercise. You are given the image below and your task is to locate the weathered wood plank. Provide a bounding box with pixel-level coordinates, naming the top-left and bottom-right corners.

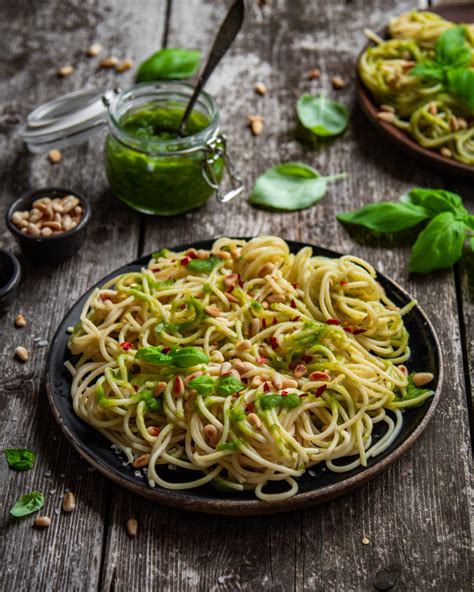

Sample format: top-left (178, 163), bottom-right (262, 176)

top-left (103, 0), bottom-right (471, 591)
top-left (0, 1), bottom-right (165, 590)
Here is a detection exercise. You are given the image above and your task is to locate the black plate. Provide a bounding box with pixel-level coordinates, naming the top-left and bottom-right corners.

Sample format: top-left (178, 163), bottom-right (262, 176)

top-left (46, 239), bottom-right (443, 515)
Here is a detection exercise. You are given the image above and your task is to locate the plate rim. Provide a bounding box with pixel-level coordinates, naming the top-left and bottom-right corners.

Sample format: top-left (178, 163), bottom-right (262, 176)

top-left (356, 3), bottom-right (474, 179)
top-left (46, 238), bottom-right (443, 515)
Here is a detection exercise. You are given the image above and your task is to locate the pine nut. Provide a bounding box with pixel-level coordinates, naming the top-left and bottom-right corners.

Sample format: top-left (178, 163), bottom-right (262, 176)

top-left (258, 263), bottom-right (275, 277)
top-left (126, 518), bottom-right (138, 537)
top-left (236, 340), bottom-right (252, 352)
top-left (153, 382), bottom-right (167, 397)
top-left (377, 111), bottom-right (395, 123)
top-left (449, 115), bottom-right (459, 132)
top-left (173, 376), bottom-right (185, 395)
top-left (440, 147), bottom-right (452, 158)
top-left (48, 149), bottom-right (62, 163)
top-left (33, 197), bottom-right (51, 207)
top-left (220, 361), bottom-right (232, 375)
top-left (74, 205), bottom-right (83, 216)
top-left (223, 274), bottom-right (239, 288)
top-left (228, 369), bottom-right (241, 381)
top-left (15, 313), bottom-right (26, 328)
top-left (233, 360), bottom-right (247, 373)
top-left (380, 104), bottom-right (395, 113)
top-left (132, 454), bottom-right (150, 469)
top-left (211, 350), bottom-right (224, 363)
top-left (428, 102), bottom-right (438, 115)
top-left (307, 68), bottom-right (321, 80)
top-left (116, 59), bottom-right (134, 73)
top-left (34, 516), bottom-right (51, 528)
top-left (204, 305), bottom-right (220, 318)
top-left (52, 203), bottom-right (64, 213)
top-left (272, 374), bottom-right (283, 390)
top-left (42, 221), bottom-right (62, 231)
top-left (250, 318), bottom-right (261, 336)
top-left (309, 371), bottom-right (330, 381)
top-left (281, 377), bottom-right (298, 389)
top-left (255, 82), bottom-right (267, 96)
top-left (29, 209), bottom-right (43, 223)
top-left (399, 365), bottom-right (408, 376)
top-left (225, 292), bottom-right (239, 303)
top-left (15, 346), bottom-right (29, 362)
top-left (331, 75), bottom-right (346, 89)
top-left (58, 65), bottom-right (74, 77)
top-left (86, 43), bottom-right (102, 57)
top-left (247, 413), bottom-right (262, 429)
top-left (62, 492), bottom-right (76, 512)
top-left (99, 56), bottom-right (119, 68)
top-left (293, 364), bottom-right (307, 378)
top-left (412, 372), bottom-right (434, 387)
top-left (248, 115), bottom-right (264, 136)
top-left (217, 250), bottom-right (232, 260)
top-left (252, 376), bottom-right (263, 387)
top-left (203, 423), bottom-right (219, 445)
top-left (197, 250), bottom-right (208, 259)
top-left (147, 426), bottom-right (161, 437)
top-left (457, 117), bottom-right (468, 130)
top-left (267, 294), bottom-right (285, 303)
top-left (26, 223), bottom-right (41, 236)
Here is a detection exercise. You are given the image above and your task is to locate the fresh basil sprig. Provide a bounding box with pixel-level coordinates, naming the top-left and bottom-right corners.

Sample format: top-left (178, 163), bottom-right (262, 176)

top-left (189, 374), bottom-right (245, 397)
top-left (297, 94), bottom-right (349, 137)
top-left (10, 491), bottom-right (44, 518)
top-left (249, 162), bottom-right (346, 211)
top-left (136, 346), bottom-right (209, 368)
top-left (337, 187), bottom-right (473, 274)
top-left (4, 448), bottom-right (36, 471)
top-left (136, 48), bottom-right (201, 82)
top-left (411, 26), bottom-right (474, 111)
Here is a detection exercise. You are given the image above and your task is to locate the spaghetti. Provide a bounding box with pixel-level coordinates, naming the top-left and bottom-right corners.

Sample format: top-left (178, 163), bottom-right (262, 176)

top-left (359, 10), bottom-right (474, 165)
top-left (68, 237), bottom-right (434, 501)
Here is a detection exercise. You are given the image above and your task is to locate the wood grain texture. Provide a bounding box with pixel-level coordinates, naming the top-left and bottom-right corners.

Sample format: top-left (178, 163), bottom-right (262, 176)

top-left (0, 1), bottom-right (165, 591)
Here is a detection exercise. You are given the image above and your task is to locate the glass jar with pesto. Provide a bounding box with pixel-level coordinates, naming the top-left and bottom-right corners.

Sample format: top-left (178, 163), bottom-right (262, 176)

top-left (21, 82), bottom-right (243, 215)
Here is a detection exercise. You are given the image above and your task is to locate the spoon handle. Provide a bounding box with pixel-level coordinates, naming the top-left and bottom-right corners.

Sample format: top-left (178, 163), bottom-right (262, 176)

top-left (178, 0), bottom-right (245, 136)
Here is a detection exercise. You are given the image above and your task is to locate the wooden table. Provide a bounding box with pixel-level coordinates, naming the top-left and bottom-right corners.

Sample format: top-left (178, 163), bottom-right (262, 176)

top-left (1, 0), bottom-right (472, 590)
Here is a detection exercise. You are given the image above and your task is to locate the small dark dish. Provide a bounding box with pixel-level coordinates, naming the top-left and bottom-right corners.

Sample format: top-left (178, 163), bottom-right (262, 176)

top-left (6, 187), bottom-right (91, 264)
top-left (46, 239), bottom-right (443, 516)
top-left (356, 3), bottom-right (474, 179)
top-left (0, 249), bottom-right (21, 315)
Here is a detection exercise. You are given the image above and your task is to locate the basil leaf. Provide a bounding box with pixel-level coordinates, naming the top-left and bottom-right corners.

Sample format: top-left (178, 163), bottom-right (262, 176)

top-left (411, 61), bottom-right (445, 82)
top-left (435, 26), bottom-right (471, 68)
top-left (297, 94), bottom-right (349, 137)
top-left (249, 162), bottom-right (345, 211)
top-left (409, 212), bottom-right (467, 273)
top-left (189, 375), bottom-right (215, 396)
top-left (136, 48), bottom-right (201, 82)
top-left (151, 248), bottom-right (170, 259)
top-left (186, 256), bottom-right (221, 274)
top-left (171, 347), bottom-right (209, 368)
top-left (471, 237), bottom-right (474, 251)
top-left (467, 215), bottom-right (474, 231)
top-left (401, 188), bottom-right (468, 218)
top-left (337, 202), bottom-right (430, 232)
top-left (4, 448), bottom-right (36, 471)
top-left (10, 491), bottom-right (44, 517)
top-left (136, 347), bottom-right (173, 365)
top-left (445, 68), bottom-right (474, 111)
top-left (215, 375), bottom-right (245, 397)
top-left (259, 393), bottom-right (301, 410)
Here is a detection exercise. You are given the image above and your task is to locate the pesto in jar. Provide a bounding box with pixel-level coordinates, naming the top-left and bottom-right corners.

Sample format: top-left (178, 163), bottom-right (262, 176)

top-left (105, 104), bottom-right (224, 215)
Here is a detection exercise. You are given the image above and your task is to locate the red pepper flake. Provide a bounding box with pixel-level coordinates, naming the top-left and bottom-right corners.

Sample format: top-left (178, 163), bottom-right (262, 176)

top-left (261, 319), bottom-right (267, 329)
top-left (133, 384), bottom-right (139, 392)
top-left (326, 319), bottom-right (341, 325)
top-left (272, 317), bottom-right (277, 326)
top-left (281, 390), bottom-right (288, 396)
top-left (154, 268), bottom-right (161, 272)
top-left (162, 347), bottom-right (171, 354)
top-left (288, 363), bottom-right (297, 371)
top-left (180, 256), bottom-right (191, 266)
top-left (245, 402), bottom-right (254, 413)
top-left (291, 316), bottom-right (301, 322)
top-left (290, 299), bottom-right (296, 309)
top-left (120, 341), bottom-right (133, 351)
top-left (299, 393), bottom-right (306, 398)
top-left (100, 293), bottom-right (112, 301)
top-left (263, 382), bottom-right (271, 393)
top-left (292, 283), bottom-right (298, 289)
top-left (315, 384), bottom-right (327, 397)
top-left (242, 377), bottom-right (249, 384)
top-left (270, 336), bottom-right (279, 349)
top-left (353, 328), bottom-right (365, 335)
top-left (256, 356), bottom-right (267, 365)
top-left (187, 250), bottom-right (198, 259)
top-left (343, 327), bottom-right (354, 334)
top-left (340, 281), bottom-right (348, 286)
top-left (302, 354), bottom-right (312, 364)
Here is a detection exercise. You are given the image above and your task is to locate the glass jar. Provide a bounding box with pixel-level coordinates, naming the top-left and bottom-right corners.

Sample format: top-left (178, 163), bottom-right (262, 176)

top-left (21, 82), bottom-right (243, 215)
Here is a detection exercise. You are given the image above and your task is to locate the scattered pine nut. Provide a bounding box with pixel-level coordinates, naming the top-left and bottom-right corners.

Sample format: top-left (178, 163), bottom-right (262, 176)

top-left (412, 372), bottom-right (434, 387)
top-left (173, 375), bottom-right (185, 396)
top-left (307, 68), bottom-right (321, 80)
top-left (255, 82), bottom-right (267, 96)
top-left (147, 426), bottom-right (161, 437)
top-left (223, 274), bottom-right (239, 289)
top-left (116, 59), bottom-right (134, 73)
top-left (127, 518), bottom-right (138, 538)
top-left (267, 294), bottom-right (285, 303)
top-left (293, 364), bottom-right (307, 378)
top-left (377, 111), bottom-right (395, 123)
top-left (440, 147), bottom-right (452, 158)
top-left (220, 361), bottom-right (232, 376)
top-left (48, 149), bottom-right (62, 164)
top-left (449, 115), bottom-right (459, 132)
top-left (86, 43), bottom-right (102, 57)
top-left (236, 340), bottom-right (252, 352)
top-left (34, 516), bottom-right (51, 528)
top-left (362, 537), bottom-right (370, 545)
top-left (428, 102), bottom-right (437, 115)
top-left (457, 117), bottom-right (468, 130)
top-left (247, 413), bottom-right (262, 429)
top-left (281, 377), bottom-right (298, 389)
top-left (62, 491), bottom-right (76, 512)
top-left (258, 262), bottom-right (275, 277)
top-left (132, 454), bottom-right (150, 469)
top-left (272, 374), bottom-right (283, 390)
top-left (203, 423), bottom-right (219, 445)
top-left (250, 318), bottom-right (261, 337)
top-left (248, 115), bottom-right (264, 136)
top-left (15, 313), bottom-right (26, 328)
top-left (331, 75), bottom-right (346, 89)
top-left (205, 305), bottom-right (221, 317)
top-left (153, 382), bottom-right (167, 397)
top-left (216, 250), bottom-right (232, 260)
top-left (99, 56), bottom-right (119, 68)
top-left (15, 346), bottom-right (29, 362)
top-left (58, 65), bottom-right (74, 78)
top-left (309, 371), bottom-right (330, 381)
top-left (225, 291), bottom-right (239, 303)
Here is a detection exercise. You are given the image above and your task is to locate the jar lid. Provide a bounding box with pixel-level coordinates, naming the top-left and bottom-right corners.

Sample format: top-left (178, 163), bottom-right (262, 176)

top-left (21, 88), bottom-right (119, 153)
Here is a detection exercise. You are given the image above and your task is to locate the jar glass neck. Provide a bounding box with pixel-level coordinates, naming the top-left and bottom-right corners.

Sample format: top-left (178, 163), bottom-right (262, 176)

top-left (107, 82), bottom-right (220, 155)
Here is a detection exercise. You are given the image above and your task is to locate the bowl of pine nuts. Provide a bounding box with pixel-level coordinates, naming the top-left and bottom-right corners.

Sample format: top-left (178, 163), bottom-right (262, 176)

top-left (6, 187), bottom-right (90, 263)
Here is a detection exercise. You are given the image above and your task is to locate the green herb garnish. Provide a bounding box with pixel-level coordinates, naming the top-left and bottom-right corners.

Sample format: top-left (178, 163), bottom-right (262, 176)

top-left (151, 248), bottom-right (170, 259)
top-left (10, 491), bottom-right (44, 518)
top-left (136, 346), bottom-right (208, 368)
top-left (186, 256), bottom-right (221, 274)
top-left (249, 162), bottom-right (346, 211)
top-left (4, 448), bottom-right (37, 471)
top-left (189, 374), bottom-right (245, 397)
top-left (297, 94), bottom-right (349, 137)
top-left (136, 49), bottom-right (201, 82)
top-left (258, 392), bottom-right (301, 410)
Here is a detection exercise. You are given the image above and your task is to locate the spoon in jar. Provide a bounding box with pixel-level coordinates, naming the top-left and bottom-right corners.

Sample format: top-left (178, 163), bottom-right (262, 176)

top-left (178, 0), bottom-right (245, 137)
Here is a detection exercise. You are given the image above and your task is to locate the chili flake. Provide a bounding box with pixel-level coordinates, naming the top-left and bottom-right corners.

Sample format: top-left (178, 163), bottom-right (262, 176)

top-left (180, 256), bottom-right (191, 266)
top-left (315, 384), bottom-right (327, 397)
top-left (326, 319), bottom-right (341, 325)
top-left (120, 341), bottom-right (133, 350)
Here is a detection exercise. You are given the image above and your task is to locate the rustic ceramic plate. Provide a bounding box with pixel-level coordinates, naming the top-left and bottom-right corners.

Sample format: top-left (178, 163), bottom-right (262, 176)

top-left (356, 3), bottom-right (474, 178)
top-left (46, 239), bottom-right (442, 515)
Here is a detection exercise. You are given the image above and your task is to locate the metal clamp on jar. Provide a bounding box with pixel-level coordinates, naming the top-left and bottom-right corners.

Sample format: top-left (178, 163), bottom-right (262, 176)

top-left (21, 82), bottom-right (243, 216)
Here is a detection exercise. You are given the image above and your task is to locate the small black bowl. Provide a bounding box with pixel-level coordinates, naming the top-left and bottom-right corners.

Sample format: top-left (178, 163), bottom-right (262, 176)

top-left (0, 249), bottom-right (21, 315)
top-left (6, 187), bottom-right (91, 264)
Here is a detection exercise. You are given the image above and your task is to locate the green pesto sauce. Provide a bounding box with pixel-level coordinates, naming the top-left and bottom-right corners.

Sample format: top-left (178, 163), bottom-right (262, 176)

top-left (105, 104), bottom-right (224, 216)
top-left (136, 387), bottom-right (164, 413)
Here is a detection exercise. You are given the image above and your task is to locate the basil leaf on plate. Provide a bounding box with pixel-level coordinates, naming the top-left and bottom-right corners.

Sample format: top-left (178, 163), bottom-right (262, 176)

top-left (337, 202), bottom-right (430, 232)
top-left (4, 448), bottom-right (36, 471)
top-left (10, 491), bottom-right (44, 518)
top-left (297, 94), bottom-right (349, 137)
top-left (136, 48), bottom-right (201, 82)
top-left (187, 256), bottom-right (221, 274)
top-left (410, 62), bottom-right (445, 81)
top-left (215, 375), bottom-right (245, 397)
top-left (249, 162), bottom-right (345, 211)
top-left (445, 68), bottom-right (474, 111)
top-left (170, 347), bottom-right (209, 368)
top-left (136, 347), bottom-right (173, 365)
top-left (409, 212), bottom-right (467, 273)
top-left (400, 188), bottom-right (468, 218)
top-left (434, 26), bottom-right (471, 68)
top-left (189, 375), bottom-right (216, 396)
